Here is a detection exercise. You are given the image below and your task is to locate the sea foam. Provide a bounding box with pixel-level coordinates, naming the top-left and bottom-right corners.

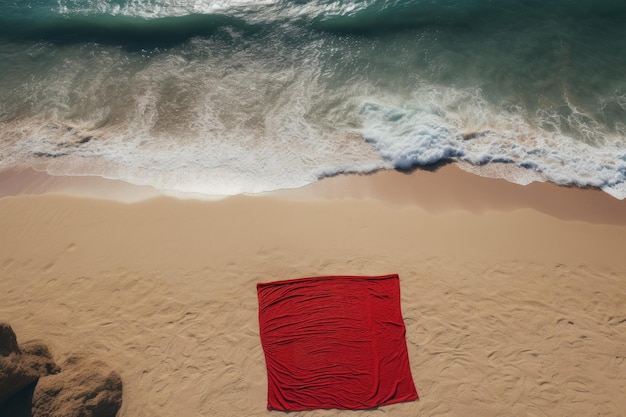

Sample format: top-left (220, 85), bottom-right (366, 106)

top-left (2, 0), bottom-right (625, 199)
top-left (359, 98), bottom-right (626, 199)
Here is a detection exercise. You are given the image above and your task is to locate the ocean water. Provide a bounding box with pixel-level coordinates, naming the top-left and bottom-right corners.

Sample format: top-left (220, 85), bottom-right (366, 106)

top-left (1, 0), bottom-right (625, 198)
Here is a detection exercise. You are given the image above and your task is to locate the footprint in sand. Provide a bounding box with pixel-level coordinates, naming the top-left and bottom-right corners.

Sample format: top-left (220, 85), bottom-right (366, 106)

top-left (410, 323), bottom-right (432, 346)
top-left (1, 258), bottom-right (15, 271)
top-left (607, 316), bottom-right (626, 326)
top-left (556, 318), bottom-right (575, 326)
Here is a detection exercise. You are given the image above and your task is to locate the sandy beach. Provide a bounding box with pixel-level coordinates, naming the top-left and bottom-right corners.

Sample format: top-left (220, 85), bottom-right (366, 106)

top-left (1, 165), bottom-right (625, 417)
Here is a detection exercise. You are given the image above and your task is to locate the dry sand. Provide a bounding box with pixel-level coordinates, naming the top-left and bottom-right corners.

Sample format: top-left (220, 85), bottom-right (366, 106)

top-left (1, 165), bottom-right (625, 417)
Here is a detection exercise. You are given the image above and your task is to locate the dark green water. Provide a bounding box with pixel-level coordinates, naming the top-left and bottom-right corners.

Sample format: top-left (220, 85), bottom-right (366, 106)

top-left (1, 0), bottom-right (625, 197)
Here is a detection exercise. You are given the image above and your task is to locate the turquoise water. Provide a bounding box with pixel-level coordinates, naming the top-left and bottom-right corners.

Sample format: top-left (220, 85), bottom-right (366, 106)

top-left (1, 0), bottom-right (625, 197)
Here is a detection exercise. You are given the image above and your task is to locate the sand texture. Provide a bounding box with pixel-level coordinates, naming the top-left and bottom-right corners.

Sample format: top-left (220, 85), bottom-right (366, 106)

top-left (1, 166), bottom-right (625, 417)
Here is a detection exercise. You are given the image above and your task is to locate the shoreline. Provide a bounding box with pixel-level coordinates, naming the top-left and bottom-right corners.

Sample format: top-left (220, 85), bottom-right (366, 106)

top-left (1, 164), bottom-right (625, 417)
top-left (275, 164), bottom-right (626, 225)
top-left (0, 168), bottom-right (163, 203)
top-left (2, 163), bottom-right (625, 225)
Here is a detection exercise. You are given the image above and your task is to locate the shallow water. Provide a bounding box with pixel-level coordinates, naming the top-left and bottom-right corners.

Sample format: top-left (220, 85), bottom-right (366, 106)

top-left (1, 0), bottom-right (625, 197)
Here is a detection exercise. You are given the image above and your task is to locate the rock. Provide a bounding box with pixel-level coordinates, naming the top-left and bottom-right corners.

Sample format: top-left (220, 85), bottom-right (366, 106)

top-left (0, 323), bottom-right (20, 356)
top-left (32, 355), bottom-right (122, 417)
top-left (0, 324), bottom-right (59, 405)
top-left (20, 343), bottom-right (61, 376)
top-left (0, 324), bottom-right (123, 417)
top-left (0, 382), bottom-right (36, 417)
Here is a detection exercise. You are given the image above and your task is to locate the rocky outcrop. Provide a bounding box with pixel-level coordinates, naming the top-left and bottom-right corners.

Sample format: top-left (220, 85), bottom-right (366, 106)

top-left (0, 323), bottom-right (122, 417)
top-left (32, 355), bottom-right (123, 417)
top-left (0, 323), bottom-right (20, 356)
top-left (0, 323), bottom-right (59, 404)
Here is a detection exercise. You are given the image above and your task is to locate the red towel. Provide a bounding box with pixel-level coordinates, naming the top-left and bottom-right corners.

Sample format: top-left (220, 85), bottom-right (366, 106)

top-left (257, 274), bottom-right (418, 411)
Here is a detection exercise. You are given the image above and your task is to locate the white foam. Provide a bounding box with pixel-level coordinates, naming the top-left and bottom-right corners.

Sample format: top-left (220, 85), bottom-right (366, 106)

top-left (3, 31), bottom-right (625, 200)
top-left (360, 102), bottom-right (458, 169)
top-left (54, 0), bottom-right (369, 23)
top-left (56, 0), bottom-right (283, 19)
top-left (358, 91), bottom-right (626, 199)
top-left (0, 37), bottom-right (386, 197)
